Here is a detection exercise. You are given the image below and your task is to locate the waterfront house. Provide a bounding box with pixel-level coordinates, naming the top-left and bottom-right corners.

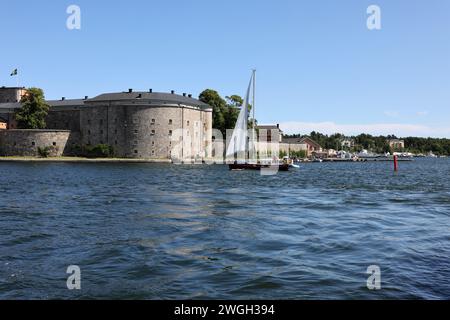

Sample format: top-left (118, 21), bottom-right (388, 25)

top-left (0, 116), bottom-right (7, 130)
top-left (281, 136), bottom-right (322, 158)
top-left (341, 138), bottom-right (355, 149)
top-left (388, 139), bottom-right (405, 150)
top-left (256, 124), bottom-right (283, 143)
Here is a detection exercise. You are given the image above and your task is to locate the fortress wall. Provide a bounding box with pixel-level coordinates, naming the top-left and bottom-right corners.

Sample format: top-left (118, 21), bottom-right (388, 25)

top-left (0, 130), bottom-right (71, 157)
top-left (0, 88), bottom-right (27, 103)
top-left (79, 103), bottom-right (212, 160)
top-left (46, 109), bottom-right (81, 132)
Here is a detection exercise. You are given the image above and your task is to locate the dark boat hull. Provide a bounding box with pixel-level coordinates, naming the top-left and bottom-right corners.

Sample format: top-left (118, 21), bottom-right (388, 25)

top-left (228, 163), bottom-right (289, 171)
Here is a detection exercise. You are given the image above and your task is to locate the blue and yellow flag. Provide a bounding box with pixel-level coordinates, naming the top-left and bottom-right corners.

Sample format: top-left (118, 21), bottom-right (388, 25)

top-left (10, 69), bottom-right (18, 76)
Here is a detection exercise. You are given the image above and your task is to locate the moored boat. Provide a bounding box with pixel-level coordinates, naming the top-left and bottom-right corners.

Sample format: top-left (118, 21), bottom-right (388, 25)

top-left (229, 163), bottom-right (290, 171)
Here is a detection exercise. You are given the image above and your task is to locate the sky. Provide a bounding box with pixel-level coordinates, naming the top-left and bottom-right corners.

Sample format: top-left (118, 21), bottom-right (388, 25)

top-left (1, 0), bottom-right (449, 137)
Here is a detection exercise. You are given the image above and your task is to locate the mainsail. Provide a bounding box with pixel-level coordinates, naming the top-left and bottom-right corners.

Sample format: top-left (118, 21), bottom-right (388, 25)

top-left (226, 72), bottom-right (254, 163)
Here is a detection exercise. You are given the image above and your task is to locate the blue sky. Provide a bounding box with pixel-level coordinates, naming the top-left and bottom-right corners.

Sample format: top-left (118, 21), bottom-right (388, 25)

top-left (1, 0), bottom-right (449, 137)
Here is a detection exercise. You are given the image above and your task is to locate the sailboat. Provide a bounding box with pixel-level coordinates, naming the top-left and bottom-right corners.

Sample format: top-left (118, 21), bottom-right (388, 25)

top-left (227, 70), bottom-right (289, 172)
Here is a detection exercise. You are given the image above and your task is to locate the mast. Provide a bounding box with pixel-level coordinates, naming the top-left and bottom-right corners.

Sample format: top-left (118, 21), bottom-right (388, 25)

top-left (249, 69), bottom-right (256, 162)
top-left (252, 69), bottom-right (256, 128)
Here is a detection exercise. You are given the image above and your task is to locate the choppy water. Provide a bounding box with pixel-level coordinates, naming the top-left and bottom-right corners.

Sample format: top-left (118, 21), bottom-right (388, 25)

top-left (0, 159), bottom-right (449, 300)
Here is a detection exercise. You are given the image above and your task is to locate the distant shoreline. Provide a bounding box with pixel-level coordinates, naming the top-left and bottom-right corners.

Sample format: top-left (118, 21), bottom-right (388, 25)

top-left (0, 156), bottom-right (445, 165)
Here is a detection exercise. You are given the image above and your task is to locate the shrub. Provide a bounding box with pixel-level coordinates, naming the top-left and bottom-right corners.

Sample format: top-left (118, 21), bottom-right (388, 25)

top-left (37, 146), bottom-right (52, 158)
top-left (84, 144), bottom-right (114, 158)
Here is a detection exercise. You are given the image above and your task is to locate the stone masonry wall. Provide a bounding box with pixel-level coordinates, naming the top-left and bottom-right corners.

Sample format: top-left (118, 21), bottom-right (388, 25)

top-left (80, 103), bottom-right (212, 160)
top-left (0, 130), bottom-right (71, 157)
top-left (0, 88), bottom-right (27, 103)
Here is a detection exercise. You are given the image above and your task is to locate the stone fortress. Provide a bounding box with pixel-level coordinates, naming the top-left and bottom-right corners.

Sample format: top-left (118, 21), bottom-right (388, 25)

top-left (0, 87), bottom-right (213, 160)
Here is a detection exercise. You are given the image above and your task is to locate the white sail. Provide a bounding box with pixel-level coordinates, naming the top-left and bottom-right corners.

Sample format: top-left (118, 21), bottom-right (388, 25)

top-left (226, 74), bottom-right (253, 162)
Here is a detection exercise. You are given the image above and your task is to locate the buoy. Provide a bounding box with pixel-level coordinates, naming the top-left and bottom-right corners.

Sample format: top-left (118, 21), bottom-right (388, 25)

top-left (394, 155), bottom-right (398, 172)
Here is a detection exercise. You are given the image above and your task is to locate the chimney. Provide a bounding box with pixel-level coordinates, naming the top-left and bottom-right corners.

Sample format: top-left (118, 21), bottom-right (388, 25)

top-left (277, 124), bottom-right (280, 129)
top-left (188, 94), bottom-right (192, 98)
top-left (137, 93), bottom-right (142, 99)
top-left (128, 89), bottom-right (133, 93)
top-left (171, 90), bottom-right (175, 94)
top-left (149, 89), bottom-right (153, 93)
top-left (183, 93), bottom-right (186, 97)
top-left (61, 97), bottom-right (66, 101)
top-left (84, 96), bottom-right (88, 100)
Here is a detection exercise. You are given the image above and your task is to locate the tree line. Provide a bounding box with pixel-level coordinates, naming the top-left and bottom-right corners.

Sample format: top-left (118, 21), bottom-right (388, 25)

top-left (284, 131), bottom-right (450, 155)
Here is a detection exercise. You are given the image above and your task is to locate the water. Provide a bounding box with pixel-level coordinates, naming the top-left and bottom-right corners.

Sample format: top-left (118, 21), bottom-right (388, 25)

top-left (0, 159), bottom-right (449, 300)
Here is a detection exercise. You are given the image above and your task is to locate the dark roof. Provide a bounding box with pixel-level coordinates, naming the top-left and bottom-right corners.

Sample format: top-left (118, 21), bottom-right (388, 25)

top-left (1, 92), bottom-right (212, 110)
top-left (282, 136), bottom-right (322, 148)
top-left (257, 124), bottom-right (281, 131)
top-left (282, 137), bottom-right (305, 144)
top-left (0, 102), bottom-right (21, 110)
top-left (87, 92), bottom-right (211, 109)
top-left (0, 86), bottom-right (26, 90)
top-left (299, 137), bottom-right (322, 148)
top-left (0, 100), bottom-right (85, 111)
top-left (47, 99), bottom-right (87, 107)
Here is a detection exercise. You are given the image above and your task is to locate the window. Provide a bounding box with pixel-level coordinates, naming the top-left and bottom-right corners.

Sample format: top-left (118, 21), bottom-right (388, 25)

top-left (187, 121), bottom-right (190, 126)
top-left (100, 119), bottom-right (103, 125)
top-left (114, 129), bottom-right (117, 134)
top-left (115, 140), bottom-right (118, 145)
top-left (169, 130), bottom-right (172, 136)
top-left (169, 119), bottom-right (173, 125)
top-left (152, 150), bottom-right (155, 155)
top-left (100, 130), bottom-right (104, 134)
top-left (152, 141), bottom-right (155, 146)
top-left (31, 142), bottom-right (35, 146)
top-left (151, 130), bottom-right (155, 135)
top-left (134, 150), bottom-right (138, 154)
top-left (53, 142), bottom-right (56, 146)
top-left (151, 119), bottom-right (156, 124)
top-left (134, 141), bottom-right (138, 145)
top-left (87, 120), bottom-right (91, 125)
top-left (88, 130), bottom-right (91, 135)
top-left (134, 130), bottom-right (138, 134)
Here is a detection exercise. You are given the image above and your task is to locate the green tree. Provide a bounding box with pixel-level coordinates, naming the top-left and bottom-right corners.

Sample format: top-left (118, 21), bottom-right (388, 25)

top-left (224, 95), bottom-right (241, 132)
top-left (226, 95), bottom-right (243, 108)
top-left (199, 89), bottom-right (227, 134)
top-left (199, 90), bottom-right (254, 135)
top-left (15, 88), bottom-right (50, 129)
